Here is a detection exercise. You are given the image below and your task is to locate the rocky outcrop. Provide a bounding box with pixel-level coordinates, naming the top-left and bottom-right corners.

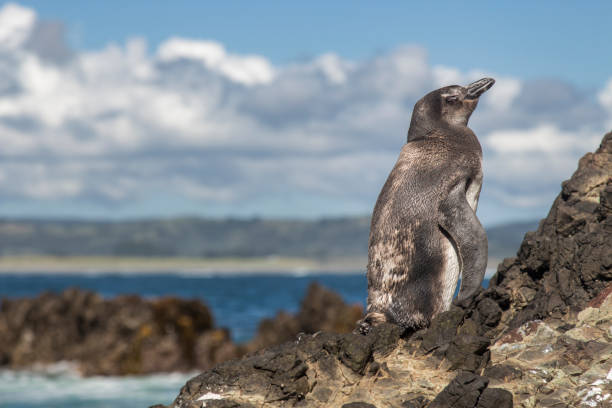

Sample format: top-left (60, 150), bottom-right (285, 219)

top-left (0, 282), bottom-right (361, 376)
top-left (167, 133), bottom-right (611, 408)
top-left (247, 283), bottom-right (363, 352)
top-left (0, 289), bottom-right (242, 375)
top-left (169, 313), bottom-right (517, 408)
top-left (490, 131), bottom-right (611, 329)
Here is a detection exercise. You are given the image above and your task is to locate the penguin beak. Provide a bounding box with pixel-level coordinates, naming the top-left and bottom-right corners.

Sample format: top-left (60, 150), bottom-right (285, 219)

top-left (466, 78), bottom-right (495, 99)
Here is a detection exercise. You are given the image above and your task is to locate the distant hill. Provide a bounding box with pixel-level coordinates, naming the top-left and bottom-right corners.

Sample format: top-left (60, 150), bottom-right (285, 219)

top-left (0, 217), bottom-right (538, 260)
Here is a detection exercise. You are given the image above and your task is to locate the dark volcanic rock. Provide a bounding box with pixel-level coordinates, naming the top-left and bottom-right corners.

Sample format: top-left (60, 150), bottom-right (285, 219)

top-left (401, 396), bottom-right (430, 408)
top-left (341, 403), bottom-right (377, 408)
top-left (420, 306), bottom-right (465, 353)
top-left (487, 132), bottom-right (611, 328)
top-left (0, 281), bottom-right (362, 376)
top-left (172, 324), bottom-right (410, 408)
top-left (428, 372), bottom-right (489, 408)
top-left (247, 282), bottom-right (363, 352)
top-left (445, 334), bottom-right (491, 372)
top-left (339, 333), bottom-right (375, 373)
top-left (476, 388), bottom-right (514, 408)
top-left (166, 132), bottom-right (612, 407)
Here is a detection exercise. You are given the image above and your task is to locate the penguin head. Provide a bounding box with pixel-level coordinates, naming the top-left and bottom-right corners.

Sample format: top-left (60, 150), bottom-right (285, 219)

top-left (407, 77), bottom-right (495, 141)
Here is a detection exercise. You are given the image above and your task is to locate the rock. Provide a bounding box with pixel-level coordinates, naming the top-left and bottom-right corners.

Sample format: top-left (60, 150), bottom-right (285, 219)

top-left (488, 133), bottom-right (611, 329)
top-left (341, 403), bottom-right (377, 408)
top-left (476, 388), bottom-right (513, 408)
top-left (0, 281), bottom-right (363, 376)
top-left (445, 334), bottom-right (491, 371)
top-left (477, 298), bottom-right (502, 327)
top-left (400, 396), bottom-right (430, 408)
top-left (247, 282), bottom-right (363, 352)
top-left (170, 323), bottom-right (415, 408)
top-left (195, 329), bottom-right (243, 370)
top-left (420, 306), bottom-right (464, 353)
top-left (369, 322), bottom-right (405, 355)
top-left (246, 311), bottom-right (301, 352)
top-left (339, 333), bottom-right (375, 373)
top-left (298, 283), bottom-right (364, 334)
top-left (0, 289), bottom-right (236, 375)
top-left (163, 132), bottom-right (612, 408)
top-left (587, 282), bottom-right (612, 308)
top-left (428, 372), bottom-right (489, 408)
top-left (483, 364), bottom-right (523, 382)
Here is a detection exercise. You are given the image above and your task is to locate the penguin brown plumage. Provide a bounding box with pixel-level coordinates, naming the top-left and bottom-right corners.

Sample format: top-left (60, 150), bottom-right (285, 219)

top-left (360, 78), bottom-right (495, 333)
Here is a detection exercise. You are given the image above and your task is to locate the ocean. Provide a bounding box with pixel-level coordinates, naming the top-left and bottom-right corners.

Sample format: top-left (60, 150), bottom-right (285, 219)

top-left (0, 272), bottom-right (490, 408)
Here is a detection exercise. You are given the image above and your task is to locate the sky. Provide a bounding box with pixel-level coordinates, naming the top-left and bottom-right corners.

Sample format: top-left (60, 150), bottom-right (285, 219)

top-left (0, 1), bottom-right (610, 226)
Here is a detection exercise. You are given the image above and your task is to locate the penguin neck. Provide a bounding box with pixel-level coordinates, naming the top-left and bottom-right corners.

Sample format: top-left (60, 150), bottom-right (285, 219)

top-left (406, 116), bottom-right (436, 142)
top-left (407, 119), bottom-right (460, 142)
top-left (406, 123), bottom-right (428, 142)
top-left (407, 120), bottom-right (479, 147)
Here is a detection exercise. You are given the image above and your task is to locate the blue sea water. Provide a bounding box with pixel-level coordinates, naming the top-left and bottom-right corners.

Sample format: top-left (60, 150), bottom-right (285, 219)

top-left (0, 272), bottom-right (490, 408)
top-left (0, 272), bottom-right (369, 342)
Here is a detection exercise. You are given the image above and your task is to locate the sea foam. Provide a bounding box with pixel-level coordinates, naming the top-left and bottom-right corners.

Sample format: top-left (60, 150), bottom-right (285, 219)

top-left (0, 365), bottom-right (194, 408)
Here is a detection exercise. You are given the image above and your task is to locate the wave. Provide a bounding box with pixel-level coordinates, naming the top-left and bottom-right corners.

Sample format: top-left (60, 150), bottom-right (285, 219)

top-left (0, 364), bottom-right (194, 408)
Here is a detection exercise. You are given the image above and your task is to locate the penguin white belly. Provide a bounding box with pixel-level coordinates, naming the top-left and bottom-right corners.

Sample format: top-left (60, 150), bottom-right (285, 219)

top-left (440, 234), bottom-right (461, 310)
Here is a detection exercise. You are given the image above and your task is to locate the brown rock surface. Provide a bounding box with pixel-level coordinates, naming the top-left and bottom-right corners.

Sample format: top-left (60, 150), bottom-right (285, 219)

top-left (166, 133), bottom-right (612, 408)
top-left (0, 282), bottom-right (361, 376)
top-left (247, 282), bottom-right (364, 352)
top-left (0, 288), bottom-right (243, 375)
top-left (489, 132), bottom-right (612, 329)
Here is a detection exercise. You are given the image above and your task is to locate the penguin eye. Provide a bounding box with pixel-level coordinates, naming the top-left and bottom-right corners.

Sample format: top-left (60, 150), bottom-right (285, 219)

top-left (445, 95), bottom-right (459, 104)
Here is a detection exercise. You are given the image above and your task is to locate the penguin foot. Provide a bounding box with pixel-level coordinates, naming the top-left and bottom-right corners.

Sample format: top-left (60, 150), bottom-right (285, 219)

top-left (355, 312), bottom-right (387, 335)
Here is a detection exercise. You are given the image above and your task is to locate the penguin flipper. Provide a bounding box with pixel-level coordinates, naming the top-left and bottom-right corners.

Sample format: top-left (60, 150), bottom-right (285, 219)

top-left (438, 181), bottom-right (488, 305)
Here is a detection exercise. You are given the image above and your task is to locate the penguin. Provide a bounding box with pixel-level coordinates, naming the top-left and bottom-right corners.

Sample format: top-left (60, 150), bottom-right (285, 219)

top-left (360, 78), bottom-right (495, 333)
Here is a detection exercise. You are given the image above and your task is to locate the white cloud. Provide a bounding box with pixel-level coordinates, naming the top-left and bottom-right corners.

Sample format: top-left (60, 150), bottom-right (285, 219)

top-left (483, 77), bottom-right (522, 111)
top-left (482, 124), bottom-right (604, 217)
top-left (598, 78), bottom-right (612, 129)
top-left (432, 66), bottom-right (522, 111)
top-left (312, 53), bottom-right (351, 84)
top-left (432, 65), bottom-right (463, 88)
top-left (599, 78), bottom-right (612, 110)
top-left (485, 124), bottom-right (601, 154)
top-left (157, 37), bottom-right (275, 85)
top-left (0, 3), bottom-right (35, 50)
top-left (0, 3), bottom-right (609, 223)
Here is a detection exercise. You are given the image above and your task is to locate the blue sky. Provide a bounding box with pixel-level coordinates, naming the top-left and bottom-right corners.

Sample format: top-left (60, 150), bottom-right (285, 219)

top-left (0, 1), bottom-right (610, 226)
top-left (13, 1), bottom-right (612, 87)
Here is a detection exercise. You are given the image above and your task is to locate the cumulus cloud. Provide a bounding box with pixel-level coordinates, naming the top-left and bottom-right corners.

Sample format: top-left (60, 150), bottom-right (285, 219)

top-left (0, 3), bottom-right (35, 50)
top-left (157, 37), bottom-right (275, 85)
top-left (0, 2), bottom-right (610, 223)
top-left (486, 124), bottom-right (601, 154)
top-left (598, 79), bottom-right (612, 129)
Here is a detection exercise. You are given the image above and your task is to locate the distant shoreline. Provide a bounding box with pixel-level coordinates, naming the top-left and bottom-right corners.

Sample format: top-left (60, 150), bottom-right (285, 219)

top-left (0, 255), bottom-right (367, 275)
top-left (0, 255), bottom-right (502, 277)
